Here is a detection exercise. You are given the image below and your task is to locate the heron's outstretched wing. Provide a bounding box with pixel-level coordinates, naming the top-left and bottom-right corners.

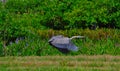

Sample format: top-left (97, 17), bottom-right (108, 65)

top-left (48, 35), bottom-right (79, 53)
top-left (49, 38), bottom-right (69, 49)
top-left (67, 41), bottom-right (78, 51)
top-left (48, 36), bottom-right (70, 53)
top-left (50, 39), bottom-right (78, 51)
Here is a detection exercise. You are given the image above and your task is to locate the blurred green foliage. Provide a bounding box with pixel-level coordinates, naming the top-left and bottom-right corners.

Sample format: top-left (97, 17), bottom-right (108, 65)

top-left (2, 0), bottom-right (120, 29)
top-left (0, 0), bottom-right (120, 56)
top-left (0, 0), bottom-right (119, 40)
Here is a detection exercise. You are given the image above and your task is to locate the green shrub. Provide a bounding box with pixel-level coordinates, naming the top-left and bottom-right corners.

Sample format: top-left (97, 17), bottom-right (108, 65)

top-left (0, 41), bottom-right (4, 56)
top-left (3, 0), bottom-right (120, 29)
top-left (5, 0), bottom-right (41, 13)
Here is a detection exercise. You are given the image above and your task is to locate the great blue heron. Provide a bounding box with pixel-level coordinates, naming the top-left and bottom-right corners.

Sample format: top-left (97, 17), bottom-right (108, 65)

top-left (48, 35), bottom-right (85, 53)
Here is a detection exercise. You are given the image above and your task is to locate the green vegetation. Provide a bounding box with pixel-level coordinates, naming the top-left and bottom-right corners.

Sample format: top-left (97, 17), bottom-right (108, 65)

top-left (2, 0), bottom-right (120, 30)
top-left (0, 1), bottom-right (120, 70)
top-left (0, 55), bottom-right (120, 71)
top-left (0, 29), bottom-right (120, 56)
top-left (0, 0), bottom-right (120, 56)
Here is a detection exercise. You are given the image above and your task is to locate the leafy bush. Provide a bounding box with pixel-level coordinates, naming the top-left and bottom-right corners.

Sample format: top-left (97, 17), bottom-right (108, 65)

top-left (63, 0), bottom-right (120, 29)
top-left (3, 0), bottom-right (120, 30)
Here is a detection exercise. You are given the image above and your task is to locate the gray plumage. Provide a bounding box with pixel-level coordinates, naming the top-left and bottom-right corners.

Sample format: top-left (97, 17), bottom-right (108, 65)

top-left (48, 35), bottom-right (85, 53)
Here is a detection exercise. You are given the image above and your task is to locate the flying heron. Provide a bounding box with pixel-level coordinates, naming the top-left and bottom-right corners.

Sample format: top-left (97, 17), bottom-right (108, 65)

top-left (48, 35), bottom-right (85, 53)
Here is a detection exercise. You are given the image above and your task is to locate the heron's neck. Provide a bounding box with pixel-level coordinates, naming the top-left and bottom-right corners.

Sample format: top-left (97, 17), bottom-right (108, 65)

top-left (70, 36), bottom-right (85, 39)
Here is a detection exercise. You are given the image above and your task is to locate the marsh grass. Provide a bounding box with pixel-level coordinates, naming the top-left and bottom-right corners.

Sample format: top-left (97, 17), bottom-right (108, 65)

top-left (0, 29), bottom-right (120, 56)
top-left (3, 36), bottom-right (120, 56)
top-left (0, 55), bottom-right (120, 71)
